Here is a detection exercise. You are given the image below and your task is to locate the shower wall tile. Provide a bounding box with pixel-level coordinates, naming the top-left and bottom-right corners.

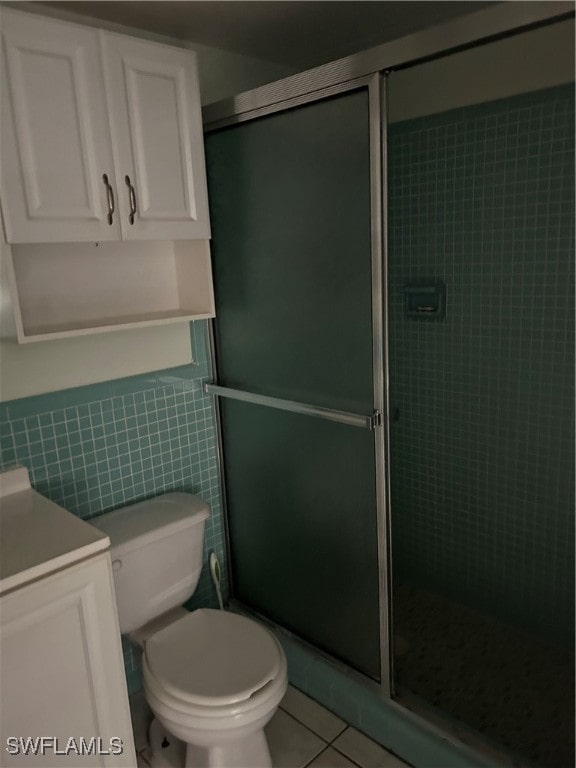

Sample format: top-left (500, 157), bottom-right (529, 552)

top-left (388, 84), bottom-right (575, 644)
top-left (0, 321), bottom-right (225, 692)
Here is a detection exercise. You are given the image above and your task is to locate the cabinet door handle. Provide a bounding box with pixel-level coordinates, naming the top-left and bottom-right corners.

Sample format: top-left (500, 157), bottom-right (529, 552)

top-left (102, 174), bottom-right (115, 225)
top-left (125, 175), bottom-right (137, 225)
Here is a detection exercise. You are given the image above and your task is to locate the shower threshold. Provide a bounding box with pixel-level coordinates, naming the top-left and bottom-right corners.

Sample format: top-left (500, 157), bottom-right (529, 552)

top-left (394, 687), bottom-right (533, 768)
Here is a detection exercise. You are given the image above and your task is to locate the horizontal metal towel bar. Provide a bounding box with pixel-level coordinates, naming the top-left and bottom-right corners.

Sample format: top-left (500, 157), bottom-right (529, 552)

top-left (203, 383), bottom-right (380, 430)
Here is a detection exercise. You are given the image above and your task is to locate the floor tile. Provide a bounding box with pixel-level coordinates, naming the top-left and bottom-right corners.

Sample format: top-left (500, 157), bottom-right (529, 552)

top-left (333, 728), bottom-right (409, 768)
top-left (307, 746), bottom-right (360, 767)
top-left (281, 685), bottom-right (347, 742)
top-left (266, 708), bottom-right (326, 768)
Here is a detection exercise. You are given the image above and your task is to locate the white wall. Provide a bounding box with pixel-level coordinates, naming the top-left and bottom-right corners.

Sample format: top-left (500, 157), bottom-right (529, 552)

top-left (193, 43), bottom-right (295, 105)
top-left (388, 19), bottom-right (574, 122)
top-left (0, 325), bottom-right (197, 401)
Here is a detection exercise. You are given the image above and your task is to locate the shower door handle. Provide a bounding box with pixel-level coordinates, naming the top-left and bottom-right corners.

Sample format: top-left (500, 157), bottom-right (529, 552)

top-left (204, 383), bottom-right (381, 430)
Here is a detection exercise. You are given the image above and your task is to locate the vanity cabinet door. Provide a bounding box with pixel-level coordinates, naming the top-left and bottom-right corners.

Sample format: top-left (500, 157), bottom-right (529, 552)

top-left (102, 33), bottom-right (210, 241)
top-left (0, 10), bottom-right (121, 243)
top-left (0, 553), bottom-right (136, 767)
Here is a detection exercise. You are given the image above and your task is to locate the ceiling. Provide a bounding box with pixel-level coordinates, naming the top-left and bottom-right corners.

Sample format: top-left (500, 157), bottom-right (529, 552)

top-left (41, 1), bottom-right (497, 69)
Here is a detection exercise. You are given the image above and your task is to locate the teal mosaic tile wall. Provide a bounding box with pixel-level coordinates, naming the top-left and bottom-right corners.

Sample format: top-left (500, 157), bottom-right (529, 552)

top-left (388, 84), bottom-right (575, 645)
top-left (0, 321), bottom-right (225, 692)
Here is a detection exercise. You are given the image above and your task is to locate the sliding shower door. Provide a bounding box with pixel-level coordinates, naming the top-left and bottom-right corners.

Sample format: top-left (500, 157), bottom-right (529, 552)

top-left (205, 85), bottom-right (386, 681)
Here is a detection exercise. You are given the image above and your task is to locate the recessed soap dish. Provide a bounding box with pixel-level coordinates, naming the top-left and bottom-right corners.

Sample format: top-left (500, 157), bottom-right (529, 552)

top-left (403, 281), bottom-right (446, 320)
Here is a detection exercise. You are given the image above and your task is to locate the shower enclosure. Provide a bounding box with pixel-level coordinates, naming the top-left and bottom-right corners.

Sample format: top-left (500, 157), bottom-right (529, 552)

top-left (202, 5), bottom-right (574, 766)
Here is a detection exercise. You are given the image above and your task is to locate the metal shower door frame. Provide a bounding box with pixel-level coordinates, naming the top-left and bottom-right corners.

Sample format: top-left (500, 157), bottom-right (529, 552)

top-left (204, 72), bottom-right (392, 696)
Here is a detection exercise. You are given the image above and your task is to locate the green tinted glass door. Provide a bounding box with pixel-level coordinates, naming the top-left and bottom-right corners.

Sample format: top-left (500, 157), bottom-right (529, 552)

top-left (206, 89), bottom-right (381, 680)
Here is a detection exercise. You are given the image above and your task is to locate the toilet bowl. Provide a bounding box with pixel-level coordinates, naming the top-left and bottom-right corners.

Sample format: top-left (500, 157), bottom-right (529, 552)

top-left (142, 609), bottom-right (287, 767)
top-left (91, 493), bottom-right (287, 768)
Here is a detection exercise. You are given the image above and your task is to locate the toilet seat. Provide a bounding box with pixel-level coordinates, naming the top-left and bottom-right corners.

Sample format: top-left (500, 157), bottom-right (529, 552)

top-left (144, 609), bottom-right (285, 711)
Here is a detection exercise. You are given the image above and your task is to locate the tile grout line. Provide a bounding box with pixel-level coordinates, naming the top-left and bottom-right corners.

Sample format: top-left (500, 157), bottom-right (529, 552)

top-left (277, 701), bottom-right (371, 768)
top-left (301, 742), bottom-right (364, 768)
top-left (279, 699), bottom-right (350, 746)
top-left (278, 702), bottom-right (349, 744)
top-left (329, 744), bottom-right (364, 768)
top-left (277, 704), bottom-right (331, 742)
top-left (327, 725), bottom-right (349, 744)
top-left (302, 744), bottom-right (331, 768)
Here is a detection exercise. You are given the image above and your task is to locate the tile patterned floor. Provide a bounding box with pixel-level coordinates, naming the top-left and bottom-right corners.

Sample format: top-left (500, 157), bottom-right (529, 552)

top-left (393, 584), bottom-right (575, 768)
top-left (132, 686), bottom-right (411, 768)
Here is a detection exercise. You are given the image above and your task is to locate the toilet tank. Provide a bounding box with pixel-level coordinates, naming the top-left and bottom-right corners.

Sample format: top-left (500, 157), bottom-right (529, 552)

top-left (92, 492), bottom-right (210, 633)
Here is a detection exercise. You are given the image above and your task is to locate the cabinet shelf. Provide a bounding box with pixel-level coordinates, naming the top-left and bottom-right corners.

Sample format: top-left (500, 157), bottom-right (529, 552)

top-left (7, 239), bottom-right (215, 343)
top-left (18, 310), bottom-right (215, 343)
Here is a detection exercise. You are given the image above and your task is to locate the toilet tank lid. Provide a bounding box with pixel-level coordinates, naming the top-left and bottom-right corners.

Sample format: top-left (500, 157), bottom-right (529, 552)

top-left (91, 493), bottom-right (209, 557)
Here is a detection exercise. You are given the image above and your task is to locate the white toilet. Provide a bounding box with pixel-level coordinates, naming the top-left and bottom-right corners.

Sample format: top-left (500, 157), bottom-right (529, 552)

top-left (92, 492), bottom-right (287, 768)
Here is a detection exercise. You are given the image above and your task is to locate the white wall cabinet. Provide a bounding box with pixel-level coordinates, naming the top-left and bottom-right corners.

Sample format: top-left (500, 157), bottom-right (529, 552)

top-left (1, 8), bottom-right (210, 243)
top-left (0, 8), bottom-right (214, 342)
top-left (0, 11), bottom-right (121, 244)
top-left (0, 553), bottom-right (137, 767)
top-left (102, 33), bottom-right (210, 240)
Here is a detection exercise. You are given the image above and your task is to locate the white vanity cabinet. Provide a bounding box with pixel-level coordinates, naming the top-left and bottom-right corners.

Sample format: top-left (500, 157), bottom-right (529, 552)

top-left (0, 8), bottom-right (210, 243)
top-left (1, 555), bottom-right (137, 767)
top-left (0, 467), bottom-right (137, 767)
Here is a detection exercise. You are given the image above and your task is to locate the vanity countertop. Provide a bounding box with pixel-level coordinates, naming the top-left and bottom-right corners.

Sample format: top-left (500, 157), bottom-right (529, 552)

top-left (0, 466), bottom-right (109, 595)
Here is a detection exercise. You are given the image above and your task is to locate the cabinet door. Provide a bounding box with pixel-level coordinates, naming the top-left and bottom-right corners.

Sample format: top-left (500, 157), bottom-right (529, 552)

top-left (102, 33), bottom-right (210, 240)
top-left (0, 554), bottom-right (136, 767)
top-left (0, 10), bottom-right (121, 243)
